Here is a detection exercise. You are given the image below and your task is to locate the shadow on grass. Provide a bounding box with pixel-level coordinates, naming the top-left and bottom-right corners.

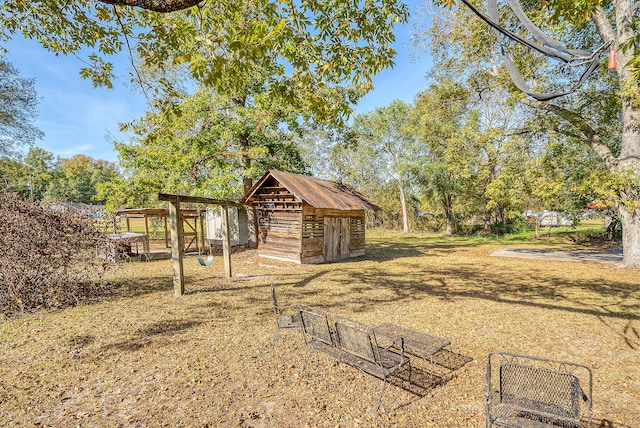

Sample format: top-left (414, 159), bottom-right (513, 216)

top-left (362, 239), bottom-right (486, 263)
top-left (431, 348), bottom-right (473, 371)
top-left (99, 319), bottom-right (203, 354)
top-left (100, 240), bottom-right (485, 302)
top-left (103, 242), bottom-right (639, 339)
top-left (592, 418), bottom-right (634, 428)
top-left (66, 334), bottom-right (95, 348)
top-left (389, 349), bottom-right (472, 400)
top-left (335, 258), bottom-right (640, 322)
top-left (138, 319), bottom-right (202, 337)
top-left (293, 271), bottom-right (329, 288)
top-left (623, 321), bottom-right (640, 350)
top-left (389, 365), bottom-right (447, 398)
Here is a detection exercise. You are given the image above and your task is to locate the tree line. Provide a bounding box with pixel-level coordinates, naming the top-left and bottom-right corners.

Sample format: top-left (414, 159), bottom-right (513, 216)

top-left (0, 0), bottom-right (637, 265)
top-left (0, 52), bottom-right (617, 237)
top-left (303, 83), bottom-right (606, 235)
top-left (0, 147), bottom-right (118, 204)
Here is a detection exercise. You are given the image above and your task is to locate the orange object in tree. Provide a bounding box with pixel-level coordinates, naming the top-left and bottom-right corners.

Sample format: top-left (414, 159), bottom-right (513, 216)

top-left (608, 50), bottom-right (617, 70)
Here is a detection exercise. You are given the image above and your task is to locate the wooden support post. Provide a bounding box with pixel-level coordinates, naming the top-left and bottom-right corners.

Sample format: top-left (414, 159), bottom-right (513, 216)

top-left (126, 217), bottom-right (131, 232)
top-left (169, 198), bottom-right (185, 296)
top-left (195, 216), bottom-right (199, 254)
top-left (144, 215), bottom-right (149, 237)
top-left (164, 216), bottom-right (169, 248)
top-left (221, 206), bottom-right (232, 278)
top-left (199, 209), bottom-right (205, 255)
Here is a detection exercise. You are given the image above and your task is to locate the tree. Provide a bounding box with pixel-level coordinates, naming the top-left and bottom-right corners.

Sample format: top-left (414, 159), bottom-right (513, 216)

top-left (470, 91), bottom-right (532, 232)
top-left (523, 136), bottom-right (605, 236)
top-left (430, 1), bottom-right (640, 266)
top-left (44, 154), bottom-right (119, 204)
top-left (106, 85), bottom-right (306, 201)
top-left (3, 0), bottom-right (407, 246)
top-left (104, 68), bottom-right (310, 244)
top-left (0, 156), bottom-right (28, 194)
top-left (350, 101), bottom-right (421, 233)
top-left (327, 125), bottom-right (405, 230)
top-left (411, 80), bottom-right (477, 235)
top-left (0, 58), bottom-right (43, 157)
top-left (23, 147), bottom-right (59, 200)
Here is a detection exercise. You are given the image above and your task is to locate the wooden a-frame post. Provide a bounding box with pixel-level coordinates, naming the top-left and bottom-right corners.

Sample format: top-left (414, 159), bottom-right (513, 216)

top-left (168, 195), bottom-right (185, 296)
top-left (155, 193), bottom-right (237, 296)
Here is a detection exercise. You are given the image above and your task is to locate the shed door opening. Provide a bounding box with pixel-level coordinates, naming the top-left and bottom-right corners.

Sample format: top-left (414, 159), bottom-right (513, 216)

top-left (324, 217), bottom-right (350, 262)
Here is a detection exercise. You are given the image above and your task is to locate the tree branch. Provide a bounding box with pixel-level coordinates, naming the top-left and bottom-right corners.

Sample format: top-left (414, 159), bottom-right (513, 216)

top-left (590, 5), bottom-right (616, 46)
top-left (520, 98), bottom-right (618, 170)
top-left (98, 0), bottom-right (202, 13)
top-left (112, 5), bottom-right (151, 103)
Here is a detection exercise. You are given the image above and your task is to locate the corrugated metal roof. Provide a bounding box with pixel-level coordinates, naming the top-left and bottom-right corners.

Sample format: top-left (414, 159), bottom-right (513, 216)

top-left (243, 170), bottom-right (379, 211)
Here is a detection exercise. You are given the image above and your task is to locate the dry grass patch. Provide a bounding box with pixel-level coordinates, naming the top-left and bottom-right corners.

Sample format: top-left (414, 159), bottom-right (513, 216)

top-left (0, 232), bottom-right (638, 427)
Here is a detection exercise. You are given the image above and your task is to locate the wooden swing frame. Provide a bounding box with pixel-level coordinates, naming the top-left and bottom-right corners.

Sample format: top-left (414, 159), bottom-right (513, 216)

top-left (155, 193), bottom-right (240, 296)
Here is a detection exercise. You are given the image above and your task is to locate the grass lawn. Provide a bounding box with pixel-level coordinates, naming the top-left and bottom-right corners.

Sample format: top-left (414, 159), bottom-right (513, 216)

top-left (0, 230), bottom-right (638, 427)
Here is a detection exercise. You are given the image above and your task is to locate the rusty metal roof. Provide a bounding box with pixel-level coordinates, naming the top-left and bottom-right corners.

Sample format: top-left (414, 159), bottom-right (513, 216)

top-left (242, 170), bottom-right (379, 211)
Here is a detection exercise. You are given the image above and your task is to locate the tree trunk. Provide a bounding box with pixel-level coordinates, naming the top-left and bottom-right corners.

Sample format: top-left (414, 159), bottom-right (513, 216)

top-left (238, 130), bottom-right (258, 249)
top-left (592, 3), bottom-right (640, 267)
top-left (484, 210), bottom-right (492, 231)
top-left (518, 4), bottom-right (640, 267)
top-left (398, 179), bottom-right (410, 233)
top-left (442, 193), bottom-right (456, 236)
top-left (241, 168), bottom-right (258, 250)
top-left (616, 110), bottom-right (640, 266)
top-left (617, 205), bottom-right (640, 267)
top-left (230, 91), bottom-right (259, 250)
top-left (244, 176), bottom-right (258, 250)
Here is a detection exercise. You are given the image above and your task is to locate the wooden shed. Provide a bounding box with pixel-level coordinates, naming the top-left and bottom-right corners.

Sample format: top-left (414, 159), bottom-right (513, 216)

top-left (241, 170), bottom-right (379, 264)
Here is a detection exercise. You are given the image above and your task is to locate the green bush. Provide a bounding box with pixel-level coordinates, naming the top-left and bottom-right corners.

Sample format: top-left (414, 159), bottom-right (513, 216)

top-left (492, 214), bottom-right (530, 235)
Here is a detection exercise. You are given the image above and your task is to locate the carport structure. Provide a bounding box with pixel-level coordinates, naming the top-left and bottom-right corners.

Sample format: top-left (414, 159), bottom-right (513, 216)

top-left (114, 207), bottom-right (206, 254)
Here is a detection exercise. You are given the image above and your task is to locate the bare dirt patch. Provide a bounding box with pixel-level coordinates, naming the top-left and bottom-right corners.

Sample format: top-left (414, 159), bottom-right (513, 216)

top-left (0, 233), bottom-right (638, 427)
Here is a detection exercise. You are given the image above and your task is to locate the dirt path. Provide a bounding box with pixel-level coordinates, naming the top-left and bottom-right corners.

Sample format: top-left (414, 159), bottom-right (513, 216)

top-left (490, 247), bottom-right (623, 264)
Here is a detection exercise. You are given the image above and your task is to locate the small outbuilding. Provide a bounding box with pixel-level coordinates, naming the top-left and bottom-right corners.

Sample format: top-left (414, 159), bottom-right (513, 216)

top-left (241, 170), bottom-right (379, 264)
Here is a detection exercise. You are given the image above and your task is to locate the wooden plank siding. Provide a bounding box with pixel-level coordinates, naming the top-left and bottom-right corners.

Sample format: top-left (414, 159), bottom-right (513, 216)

top-left (323, 217), bottom-right (352, 261)
top-left (350, 217), bottom-right (366, 253)
top-left (301, 214), bottom-right (324, 263)
top-left (255, 179), bottom-right (303, 262)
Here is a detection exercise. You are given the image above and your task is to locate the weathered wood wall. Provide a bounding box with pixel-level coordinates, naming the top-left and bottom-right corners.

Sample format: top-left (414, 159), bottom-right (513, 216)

top-left (258, 211), bottom-right (302, 261)
top-left (349, 216), bottom-right (366, 257)
top-left (254, 179), bottom-right (303, 262)
top-left (301, 205), bottom-right (366, 263)
top-left (252, 179), bottom-right (368, 264)
top-left (301, 214), bottom-right (324, 263)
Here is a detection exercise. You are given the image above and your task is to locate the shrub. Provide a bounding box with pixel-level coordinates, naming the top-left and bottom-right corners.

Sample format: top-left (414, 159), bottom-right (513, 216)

top-left (491, 214), bottom-right (530, 235)
top-left (0, 194), bottom-right (117, 315)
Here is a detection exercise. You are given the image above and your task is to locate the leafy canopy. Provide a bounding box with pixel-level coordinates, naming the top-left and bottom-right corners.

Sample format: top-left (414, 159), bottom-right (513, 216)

top-left (1, 0), bottom-right (408, 122)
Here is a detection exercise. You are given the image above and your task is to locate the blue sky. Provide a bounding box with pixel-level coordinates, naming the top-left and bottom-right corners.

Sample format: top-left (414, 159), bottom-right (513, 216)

top-left (4, 7), bottom-right (433, 163)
